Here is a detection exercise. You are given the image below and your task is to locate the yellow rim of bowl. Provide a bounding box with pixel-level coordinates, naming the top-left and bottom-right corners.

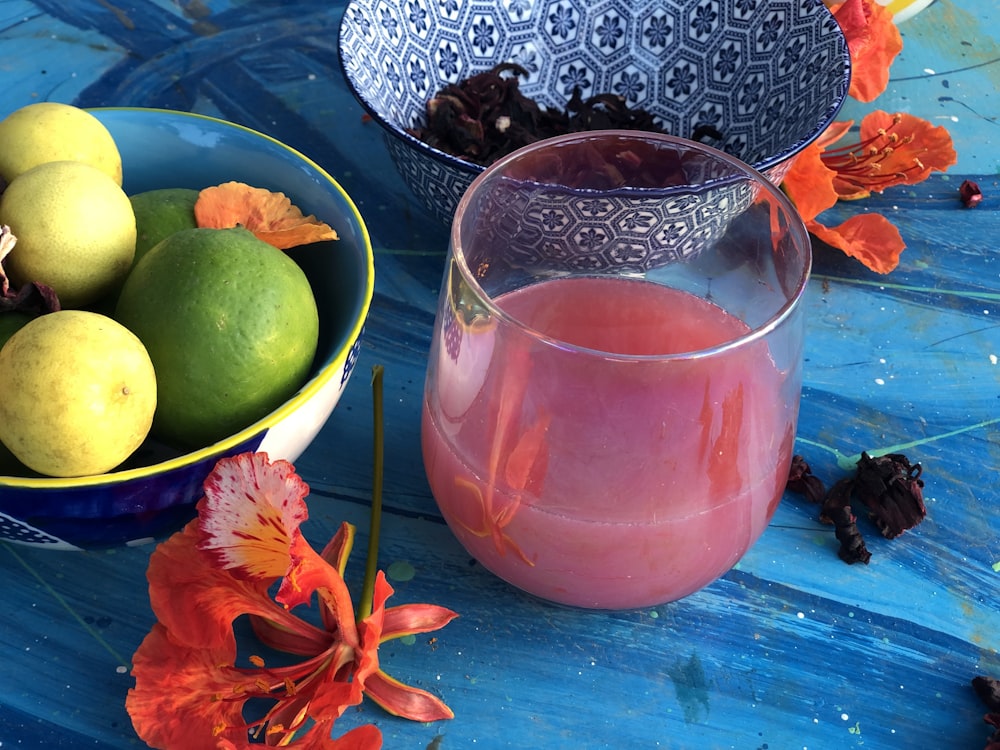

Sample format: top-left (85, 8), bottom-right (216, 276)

top-left (0, 107), bottom-right (375, 490)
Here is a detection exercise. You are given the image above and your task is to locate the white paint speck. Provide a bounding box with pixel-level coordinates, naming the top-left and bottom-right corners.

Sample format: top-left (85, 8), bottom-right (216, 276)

top-left (875, 378), bottom-right (886, 385)
top-left (990, 354), bottom-right (998, 365)
top-left (841, 712), bottom-right (850, 721)
top-left (924, 67), bottom-right (936, 75)
top-left (797, 611), bottom-right (805, 619)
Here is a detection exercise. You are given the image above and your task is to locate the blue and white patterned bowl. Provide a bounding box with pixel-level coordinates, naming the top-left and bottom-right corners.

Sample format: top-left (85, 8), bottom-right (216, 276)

top-left (0, 108), bottom-right (374, 550)
top-left (338, 0), bottom-right (851, 224)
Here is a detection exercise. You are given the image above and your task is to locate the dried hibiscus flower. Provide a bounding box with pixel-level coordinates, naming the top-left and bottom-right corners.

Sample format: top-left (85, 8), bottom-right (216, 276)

top-left (960, 179), bottom-right (983, 208)
top-left (195, 181), bottom-right (338, 250)
top-left (820, 476), bottom-right (872, 565)
top-left (786, 454), bottom-right (827, 504)
top-left (0, 225), bottom-right (60, 315)
top-left (853, 452), bottom-right (926, 540)
top-left (973, 676), bottom-right (1000, 750)
top-left (407, 63), bottom-right (682, 167)
top-left (786, 452), bottom-right (926, 565)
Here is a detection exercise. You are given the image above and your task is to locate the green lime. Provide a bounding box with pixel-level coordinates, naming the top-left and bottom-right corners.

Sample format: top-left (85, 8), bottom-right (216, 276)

top-left (0, 311), bottom-right (37, 351)
top-left (129, 188), bottom-right (199, 264)
top-left (113, 227), bottom-right (319, 449)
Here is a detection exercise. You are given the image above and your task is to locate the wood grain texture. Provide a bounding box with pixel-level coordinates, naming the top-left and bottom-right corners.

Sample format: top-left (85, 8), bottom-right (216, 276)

top-left (0, 1), bottom-right (998, 748)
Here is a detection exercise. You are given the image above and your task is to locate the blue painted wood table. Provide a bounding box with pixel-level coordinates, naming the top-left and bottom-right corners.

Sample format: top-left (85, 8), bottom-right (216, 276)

top-left (1, 1), bottom-right (998, 748)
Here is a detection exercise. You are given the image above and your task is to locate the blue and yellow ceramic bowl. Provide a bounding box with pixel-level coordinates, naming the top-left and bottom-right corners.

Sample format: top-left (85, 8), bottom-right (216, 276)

top-left (339, 0), bottom-right (851, 224)
top-left (0, 108), bottom-right (374, 550)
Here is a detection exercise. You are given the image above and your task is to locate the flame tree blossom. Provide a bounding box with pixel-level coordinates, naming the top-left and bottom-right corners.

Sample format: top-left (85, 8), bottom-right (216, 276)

top-left (126, 451), bottom-right (457, 749)
top-left (780, 1), bottom-right (957, 273)
top-left (826, 0), bottom-right (902, 103)
top-left (783, 111), bottom-right (956, 273)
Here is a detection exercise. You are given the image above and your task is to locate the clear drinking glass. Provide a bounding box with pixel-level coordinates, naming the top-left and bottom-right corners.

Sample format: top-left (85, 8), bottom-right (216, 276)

top-left (421, 131), bottom-right (811, 610)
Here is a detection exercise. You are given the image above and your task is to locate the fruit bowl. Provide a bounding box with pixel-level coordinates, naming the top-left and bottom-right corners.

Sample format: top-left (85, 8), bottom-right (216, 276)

top-left (0, 107), bottom-right (374, 550)
top-left (338, 0), bottom-right (851, 224)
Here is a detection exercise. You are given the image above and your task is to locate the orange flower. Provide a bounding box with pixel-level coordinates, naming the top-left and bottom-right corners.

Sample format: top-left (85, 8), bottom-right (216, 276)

top-left (823, 111), bottom-right (958, 200)
top-left (782, 111), bottom-right (956, 273)
top-left (195, 181), bottom-right (339, 249)
top-left (126, 452), bottom-right (457, 749)
top-left (826, 0), bottom-right (903, 102)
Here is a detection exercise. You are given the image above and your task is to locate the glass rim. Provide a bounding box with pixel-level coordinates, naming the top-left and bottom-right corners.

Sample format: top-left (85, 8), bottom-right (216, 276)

top-left (449, 130), bottom-right (813, 362)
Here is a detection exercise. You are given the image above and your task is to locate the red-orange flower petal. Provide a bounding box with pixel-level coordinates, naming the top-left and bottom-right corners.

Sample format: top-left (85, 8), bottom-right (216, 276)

top-left (828, 0), bottom-right (903, 102)
top-left (197, 452), bottom-right (309, 580)
top-left (130, 452), bottom-right (455, 749)
top-left (782, 141), bottom-right (840, 223)
top-left (320, 521), bottom-right (357, 577)
top-left (284, 539), bottom-right (362, 639)
top-left (146, 519), bottom-right (282, 650)
top-left (195, 181), bottom-right (339, 249)
top-left (364, 669), bottom-right (456, 722)
top-left (830, 111), bottom-right (958, 198)
top-left (127, 624), bottom-right (247, 750)
top-left (382, 603), bottom-right (460, 642)
top-left (808, 212), bottom-right (906, 274)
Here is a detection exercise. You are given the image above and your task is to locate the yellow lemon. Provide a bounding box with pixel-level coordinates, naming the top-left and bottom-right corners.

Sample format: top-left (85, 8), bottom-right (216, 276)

top-left (0, 160), bottom-right (136, 308)
top-left (0, 310), bottom-right (157, 477)
top-left (0, 102), bottom-right (122, 185)
top-left (114, 227), bottom-right (319, 449)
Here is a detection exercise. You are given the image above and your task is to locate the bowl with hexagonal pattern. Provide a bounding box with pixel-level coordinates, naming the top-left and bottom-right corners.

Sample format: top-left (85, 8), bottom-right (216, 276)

top-left (338, 0), bottom-right (850, 225)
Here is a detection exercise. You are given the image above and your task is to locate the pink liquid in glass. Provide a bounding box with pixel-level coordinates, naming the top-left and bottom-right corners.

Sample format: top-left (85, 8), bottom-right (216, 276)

top-left (422, 276), bottom-right (798, 609)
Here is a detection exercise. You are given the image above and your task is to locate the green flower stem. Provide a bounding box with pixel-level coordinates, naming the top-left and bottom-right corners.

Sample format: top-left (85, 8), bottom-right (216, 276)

top-left (358, 364), bottom-right (385, 622)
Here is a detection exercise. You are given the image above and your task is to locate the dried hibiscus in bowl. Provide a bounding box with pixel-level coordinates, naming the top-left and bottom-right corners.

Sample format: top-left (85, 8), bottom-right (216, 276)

top-left (407, 63), bottom-right (713, 167)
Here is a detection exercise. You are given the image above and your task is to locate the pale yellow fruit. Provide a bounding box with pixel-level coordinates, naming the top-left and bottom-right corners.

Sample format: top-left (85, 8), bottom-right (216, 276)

top-left (0, 160), bottom-right (136, 308)
top-left (0, 310), bottom-right (156, 477)
top-left (0, 102), bottom-right (122, 185)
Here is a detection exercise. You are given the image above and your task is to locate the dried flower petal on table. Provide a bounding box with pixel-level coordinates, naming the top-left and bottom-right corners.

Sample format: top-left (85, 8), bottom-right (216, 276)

top-left (787, 451), bottom-right (927, 564)
top-left (786, 457), bottom-right (869, 564)
top-left (195, 181), bottom-right (339, 250)
top-left (786, 455), bottom-right (827, 505)
top-left (974, 676), bottom-right (1000, 712)
top-left (853, 452), bottom-right (926, 539)
top-left (961, 179), bottom-right (983, 208)
top-left (819, 477), bottom-right (872, 565)
top-left (973, 676), bottom-right (1000, 750)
